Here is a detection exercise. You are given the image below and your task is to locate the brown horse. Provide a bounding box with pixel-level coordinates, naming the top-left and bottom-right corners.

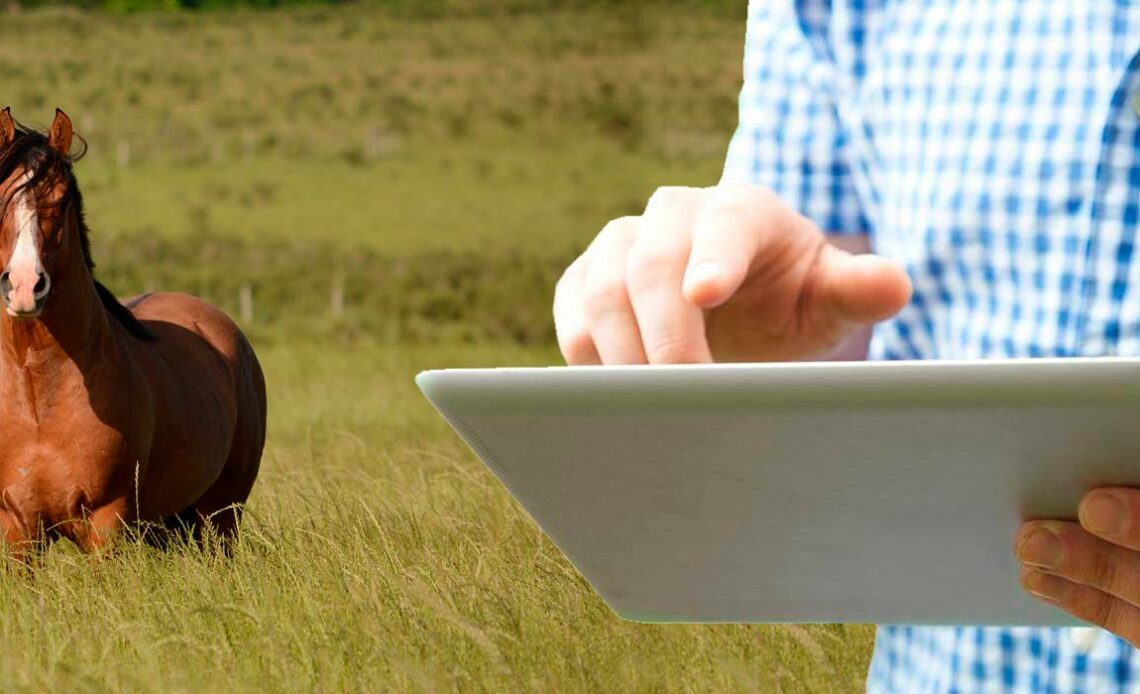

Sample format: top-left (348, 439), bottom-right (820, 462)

top-left (0, 108), bottom-right (266, 558)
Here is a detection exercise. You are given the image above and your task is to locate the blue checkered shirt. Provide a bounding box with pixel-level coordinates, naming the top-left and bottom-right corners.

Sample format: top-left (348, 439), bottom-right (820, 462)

top-left (722, 0), bottom-right (1140, 690)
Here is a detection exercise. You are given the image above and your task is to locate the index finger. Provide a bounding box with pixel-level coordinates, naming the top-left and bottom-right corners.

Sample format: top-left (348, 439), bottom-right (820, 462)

top-left (682, 183), bottom-right (808, 309)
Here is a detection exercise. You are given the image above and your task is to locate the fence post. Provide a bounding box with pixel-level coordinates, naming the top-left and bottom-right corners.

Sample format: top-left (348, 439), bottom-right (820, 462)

top-left (240, 284), bottom-right (254, 325)
top-left (331, 272), bottom-right (345, 319)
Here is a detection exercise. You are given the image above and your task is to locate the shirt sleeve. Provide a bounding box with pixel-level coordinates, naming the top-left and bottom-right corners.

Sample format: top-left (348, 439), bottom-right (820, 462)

top-left (721, 0), bottom-right (869, 237)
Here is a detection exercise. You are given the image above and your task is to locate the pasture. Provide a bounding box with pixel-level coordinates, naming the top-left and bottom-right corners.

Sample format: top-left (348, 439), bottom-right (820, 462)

top-left (0, 4), bottom-right (874, 691)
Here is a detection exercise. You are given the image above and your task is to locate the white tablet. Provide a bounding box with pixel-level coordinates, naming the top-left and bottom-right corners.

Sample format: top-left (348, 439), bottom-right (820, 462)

top-left (416, 358), bottom-right (1140, 626)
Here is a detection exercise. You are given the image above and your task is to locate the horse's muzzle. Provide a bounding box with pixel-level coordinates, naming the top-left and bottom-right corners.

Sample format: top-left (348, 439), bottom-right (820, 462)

top-left (0, 267), bottom-right (51, 318)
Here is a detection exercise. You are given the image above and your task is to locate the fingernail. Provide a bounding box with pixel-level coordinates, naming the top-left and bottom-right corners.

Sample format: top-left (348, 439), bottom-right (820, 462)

top-left (1022, 570), bottom-right (1061, 602)
top-left (1081, 493), bottom-right (1128, 535)
top-left (1017, 527), bottom-right (1064, 570)
top-left (685, 261), bottom-right (722, 289)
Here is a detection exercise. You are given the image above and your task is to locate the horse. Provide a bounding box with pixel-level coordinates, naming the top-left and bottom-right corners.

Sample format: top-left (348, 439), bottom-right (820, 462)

top-left (0, 108), bottom-right (267, 559)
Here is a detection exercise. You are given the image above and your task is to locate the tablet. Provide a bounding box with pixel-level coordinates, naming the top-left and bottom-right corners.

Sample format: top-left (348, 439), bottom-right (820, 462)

top-left (416, 358), bottom-right (1140, 626)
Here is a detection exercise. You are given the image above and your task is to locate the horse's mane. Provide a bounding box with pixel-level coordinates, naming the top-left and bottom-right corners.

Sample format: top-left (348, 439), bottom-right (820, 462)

top-left (0, 123), bottom-right (154, 341)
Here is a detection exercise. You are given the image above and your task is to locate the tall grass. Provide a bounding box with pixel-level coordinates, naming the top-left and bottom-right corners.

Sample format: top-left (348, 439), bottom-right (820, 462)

top-left (0, 340), bottom-right (874, 692)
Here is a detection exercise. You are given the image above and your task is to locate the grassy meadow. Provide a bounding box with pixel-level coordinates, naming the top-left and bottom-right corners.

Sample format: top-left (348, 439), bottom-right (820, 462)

top-left (0, 4), bottom-right (876, 691)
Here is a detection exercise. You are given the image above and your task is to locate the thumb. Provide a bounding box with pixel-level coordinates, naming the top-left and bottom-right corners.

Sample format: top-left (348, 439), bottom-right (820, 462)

top-left (810, 246), bottom-right (912, 325)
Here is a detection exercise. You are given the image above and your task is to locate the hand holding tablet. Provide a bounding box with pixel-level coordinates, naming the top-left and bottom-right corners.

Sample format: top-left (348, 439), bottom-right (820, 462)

top-left (1016, 486), bottom-right (1140, 646)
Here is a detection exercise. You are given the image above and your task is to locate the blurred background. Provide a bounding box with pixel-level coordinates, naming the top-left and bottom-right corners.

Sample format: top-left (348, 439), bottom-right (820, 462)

top-left (4, 0), bottom-right (747, 345)
top-left (0, 1), bottom-right (873, 691)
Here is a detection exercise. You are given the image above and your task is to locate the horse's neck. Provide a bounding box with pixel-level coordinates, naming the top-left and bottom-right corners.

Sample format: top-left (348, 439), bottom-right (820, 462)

top-left (0, 269), bottom-right (112, 376)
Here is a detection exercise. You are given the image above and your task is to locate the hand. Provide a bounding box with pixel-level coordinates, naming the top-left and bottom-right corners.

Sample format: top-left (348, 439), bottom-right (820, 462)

top-left (1016, 488), bottom-right (1140, 645)
top-left (553, 183), bottom-right (912, 365)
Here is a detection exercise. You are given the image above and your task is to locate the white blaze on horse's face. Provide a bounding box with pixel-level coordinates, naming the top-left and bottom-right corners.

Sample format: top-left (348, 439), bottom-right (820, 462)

top-left (1, 172), bottom-right (49, 318)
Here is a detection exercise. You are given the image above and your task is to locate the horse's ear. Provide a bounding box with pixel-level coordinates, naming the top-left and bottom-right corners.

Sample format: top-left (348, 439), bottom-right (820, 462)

top-left (48, 108), bottom-right (74, 156)
top-left (0, 108), bottom-right (14, 149)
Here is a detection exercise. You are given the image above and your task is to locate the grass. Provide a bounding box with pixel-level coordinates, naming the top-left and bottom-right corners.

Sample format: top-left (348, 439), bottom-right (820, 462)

top-left (0, 3), bottom-right (877, 691)
top-left (1, 340), bottom-right (875, 692)
top-left (79, 142), bottom-right (726, 257)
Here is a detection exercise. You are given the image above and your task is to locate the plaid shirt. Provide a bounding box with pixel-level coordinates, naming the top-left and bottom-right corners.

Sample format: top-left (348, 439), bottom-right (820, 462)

top-left (722, 0), bottom-right (1140, 690)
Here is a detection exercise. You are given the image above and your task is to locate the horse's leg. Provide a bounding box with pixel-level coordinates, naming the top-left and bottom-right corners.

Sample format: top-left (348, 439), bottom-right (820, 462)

top-left (0, 489), bottom-right (40, 564)
top-left (71, 499), bottom-right (129, 555)
top-left (179, 425), bottom-right (263, 552)
top-left (184, 345), bottom-right (266, 550)
top-left (182, 456), bottom-right (254, 548)
top-left (141, 506), bottom-right (200, 550)
top-left (0, 511), bottom-right (33, 564)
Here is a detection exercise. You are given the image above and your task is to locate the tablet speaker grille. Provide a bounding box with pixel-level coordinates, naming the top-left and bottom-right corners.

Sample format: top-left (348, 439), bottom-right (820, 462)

top-left (445, 412), bottom-right (507, 477)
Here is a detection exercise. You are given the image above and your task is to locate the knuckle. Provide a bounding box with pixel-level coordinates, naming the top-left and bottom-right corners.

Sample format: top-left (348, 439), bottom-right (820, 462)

top-left (645, 186), bottom-right (701, 217)
top-left (625, 241), bottom-right (681, 293)
top-left (1096, 595), bottom-right (1127, 634)
top-left (704, 182), bottom-right (796, 226)
top-left (583, 274), bottom-right (631, 318)
top-left (711, 180), bottom-right (778, 206)
top-left (1092, 550), bottom-right (1124, 593)
top-left (1099, 554), bottom-right (1140, 605)
top-left (692, 196), bottom-right (746, 231)
top-left (645, 334), bottom-right (701, 365)
top-left (553, 262), bottom-right (584, 314)
top-left (553, 264), bottom-right (577, 301)
top-left (599, 215), bottom-right (640, 242)
top-left (578, 218), bottom-right (640, 316)
top-left (1076, 588), bottom-right (1114, 628)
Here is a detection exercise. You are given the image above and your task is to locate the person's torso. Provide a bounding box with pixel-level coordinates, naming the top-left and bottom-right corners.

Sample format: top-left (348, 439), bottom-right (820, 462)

top-left (735, 1), bottom-right (1140, 690)
top-left (849, 1), bottom-right (1140, 363)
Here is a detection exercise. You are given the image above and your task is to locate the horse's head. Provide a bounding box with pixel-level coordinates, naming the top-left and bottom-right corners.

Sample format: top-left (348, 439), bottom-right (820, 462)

top-left (0, 108), bottom-right (84, 320)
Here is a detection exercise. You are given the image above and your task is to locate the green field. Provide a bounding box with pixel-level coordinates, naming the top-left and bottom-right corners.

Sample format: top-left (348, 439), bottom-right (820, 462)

top-left (0, 5), bottom-right (875, 691)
